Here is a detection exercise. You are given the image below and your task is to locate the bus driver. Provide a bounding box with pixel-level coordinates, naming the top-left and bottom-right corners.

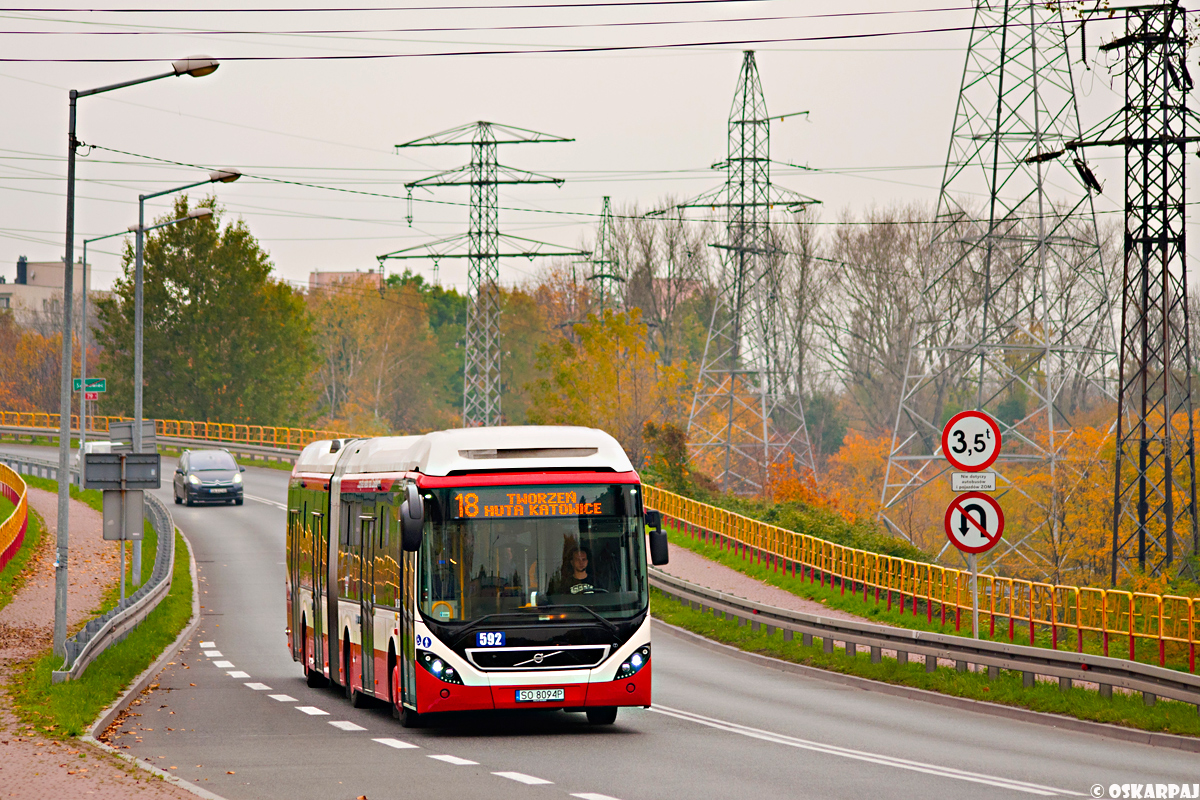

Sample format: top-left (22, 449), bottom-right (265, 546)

top-left (560, 545), bottom-right (595, 594)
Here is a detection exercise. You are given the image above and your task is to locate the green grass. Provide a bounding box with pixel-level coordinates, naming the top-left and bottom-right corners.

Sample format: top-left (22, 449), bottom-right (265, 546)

top-left (0, 507), bottom-right (45, 614)
top-left (651, 588), bottom-right (1200, 738)
top-left (0, 493), bottom-right (15, 520)
top-left (7, 528), bottom-right (193, 738)
top-left (665, 523), bottom-right (1198, 671)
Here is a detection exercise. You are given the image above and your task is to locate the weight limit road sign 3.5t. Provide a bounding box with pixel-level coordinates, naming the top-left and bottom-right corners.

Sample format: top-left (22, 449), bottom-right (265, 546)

top-left (941, 410), bottom-right (1001, 472)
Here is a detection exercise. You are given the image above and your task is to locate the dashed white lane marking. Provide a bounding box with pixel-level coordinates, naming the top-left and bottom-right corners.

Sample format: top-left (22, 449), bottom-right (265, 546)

top-left (246, 494), bottom-right (286, 510)
top-left (493, 772), bottom-right (552, 785)
top-left (650, 705), bottom-right (1082, 797)
top-left (373, 738), bottom-right (419, 750)
top-left (203, 650), bottom-right (222, 657)
top-left (244, 683), bottom-right (272, 691)
top-left (212, 660), bottom-right (234, 669)
top-left (268, 694), bottom-right (297, 702)
top-left (295, 706), bottom-right (329, 716)
top-left (227, 671), bottom-right (250, 678)
top-left (199, 641), bottom-right (215, 648)
top-left (572, 794), bottom-right (623, 800)
top-left (429, 755), bottom-right (477, 766)
top-left (329, 721), bottom-right (367, 731)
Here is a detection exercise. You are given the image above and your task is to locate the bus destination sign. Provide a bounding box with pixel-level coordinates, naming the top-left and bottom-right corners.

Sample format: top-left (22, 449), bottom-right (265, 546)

top-left (451, 486), bottom-right (616, 520)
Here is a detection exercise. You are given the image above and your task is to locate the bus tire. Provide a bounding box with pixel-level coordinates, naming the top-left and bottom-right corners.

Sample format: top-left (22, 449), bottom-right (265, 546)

top-left (390, 659), bottom-right (400, 720)
top-left (585, 707), bottom-right (618, 725)
top-left (398, 705), bottom-right (423, 729)
top-left (342, 637), bottom-right (353, 700)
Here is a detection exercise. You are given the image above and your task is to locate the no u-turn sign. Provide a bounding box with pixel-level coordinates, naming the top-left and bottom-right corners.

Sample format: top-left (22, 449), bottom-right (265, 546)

top-left (944, 492), bottom-right (1004, 554)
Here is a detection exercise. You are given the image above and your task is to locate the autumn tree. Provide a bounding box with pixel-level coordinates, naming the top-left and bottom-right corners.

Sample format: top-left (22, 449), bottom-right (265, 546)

top-left (0, 311), bottom-right (85, 413)
top-left (94, 197), bottom-right (313, 425)
top-left (527, 308), bottom-right (689, 466)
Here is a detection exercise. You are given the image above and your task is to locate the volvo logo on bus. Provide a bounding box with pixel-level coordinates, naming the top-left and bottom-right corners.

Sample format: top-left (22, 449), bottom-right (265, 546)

top-left (533, 653), bottom-right (545, 664)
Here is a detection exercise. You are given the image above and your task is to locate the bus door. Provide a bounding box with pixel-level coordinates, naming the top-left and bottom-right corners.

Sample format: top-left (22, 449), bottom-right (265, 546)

top-left (399, 490), bottom-right (418, 707)
top-left (288, 503), bottom-right (302, 660)
top-left (358, 504), bottom-right (376, 695)
top-left (311, 509), bottom-right (326, 675)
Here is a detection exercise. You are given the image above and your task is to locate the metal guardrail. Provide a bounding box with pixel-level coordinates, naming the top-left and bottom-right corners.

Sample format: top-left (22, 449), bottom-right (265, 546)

top-left (0, 425), bottom-right (302, 465)
top-left (649, 568), bottom-right (1200, 709)
top-left (0, 451), bottom-right (177, 682)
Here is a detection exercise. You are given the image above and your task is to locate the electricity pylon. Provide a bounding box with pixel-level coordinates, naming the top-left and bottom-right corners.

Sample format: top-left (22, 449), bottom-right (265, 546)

top-left (673, 51), bottom-right (819, 494)
top-left (588, 196), bottom-right (623, 311)
top-left (880, 1), bottom-right (1114, 574)
top-left (378, 121), bottom-right (585, 427)
top-left (1070, 2), bottom-right (1200, 582)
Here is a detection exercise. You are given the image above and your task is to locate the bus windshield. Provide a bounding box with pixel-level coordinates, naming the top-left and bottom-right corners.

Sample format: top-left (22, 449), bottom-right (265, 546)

top-left (418, 483), bottom-right (647, 624)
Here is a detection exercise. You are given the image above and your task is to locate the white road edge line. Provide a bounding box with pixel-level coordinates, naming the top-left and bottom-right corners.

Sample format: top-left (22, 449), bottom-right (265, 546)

top-left (246, 494), bottom-right (286, 510)
top-left (211, 660), bottom-right (234, 669)
top-left (198, 641), bottom-right (215, 648)
top-left (244, 683), bottom-right (272, 691)
top-left (650, 705), bottom-right (1084, 797)
top-left (267, 694), bottom-right (297, 702)
top-left (226, 671), bottom-right (250, 678)
top-left (373, 737), bottom-right (419, 749)
top-left (202, 650), bottom-right (222, 657)
top-left (493, 771), bottom-right (553, 785)
top-left (429, 755), bottom-right (478, 765)
top-left (571, 794), bottom-right (624, 800)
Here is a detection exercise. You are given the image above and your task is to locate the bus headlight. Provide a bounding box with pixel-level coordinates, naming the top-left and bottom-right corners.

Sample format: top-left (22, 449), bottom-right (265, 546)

top-left (417, 649), bottom-right (463, 685)
top-left (615, 645), bottom-right (650, 679)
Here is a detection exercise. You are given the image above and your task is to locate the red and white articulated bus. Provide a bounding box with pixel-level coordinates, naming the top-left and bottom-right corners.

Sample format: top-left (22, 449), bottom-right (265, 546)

top-left (285, 426), bottom-right (669, 727)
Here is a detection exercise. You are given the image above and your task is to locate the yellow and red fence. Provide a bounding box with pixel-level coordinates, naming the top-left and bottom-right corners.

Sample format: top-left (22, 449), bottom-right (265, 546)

top-left (3, 410), bottom-right (1197, 671)
top-left (0, 463), bottom-right (29, 572)
top-left (0, 411), bottom-right (358, 450)
top-left (644, 486), bottom-right (1200, 673)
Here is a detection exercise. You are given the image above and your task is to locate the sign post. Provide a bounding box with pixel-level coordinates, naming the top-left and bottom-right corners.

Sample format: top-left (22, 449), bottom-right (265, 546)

top-left (944, 491), bottom-right (1004, 637)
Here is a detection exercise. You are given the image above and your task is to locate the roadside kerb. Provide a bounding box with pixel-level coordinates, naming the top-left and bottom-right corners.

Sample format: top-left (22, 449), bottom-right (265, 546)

top-left (649, 568), bottom-right (1200, 709)
top-left (0, 451), bottom-right (176, 682)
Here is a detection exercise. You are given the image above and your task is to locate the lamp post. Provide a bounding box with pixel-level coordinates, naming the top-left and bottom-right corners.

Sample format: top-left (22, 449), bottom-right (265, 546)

top-left (130, 171), bottom-right (238, 587)
top-left (56, 55), bottom-right (220, 658)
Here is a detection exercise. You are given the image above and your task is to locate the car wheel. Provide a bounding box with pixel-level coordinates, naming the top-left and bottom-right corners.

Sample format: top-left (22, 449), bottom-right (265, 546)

top-left (185, 493), bottom-right (194, 507)
top-left (173, 491), bottom-right (181, 506)
top-left (235, 496), bottom-right (244, 506)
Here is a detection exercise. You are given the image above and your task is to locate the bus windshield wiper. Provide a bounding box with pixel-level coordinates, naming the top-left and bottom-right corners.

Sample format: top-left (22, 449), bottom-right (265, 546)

top-left (538, 604), bottom-right (620, 636)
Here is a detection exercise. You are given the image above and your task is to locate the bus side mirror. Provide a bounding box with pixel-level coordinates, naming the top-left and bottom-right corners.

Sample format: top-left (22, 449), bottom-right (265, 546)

top-left (400, 484), bottom-right (424, 552)
top-left (646, 509), bottom-right (668, 566)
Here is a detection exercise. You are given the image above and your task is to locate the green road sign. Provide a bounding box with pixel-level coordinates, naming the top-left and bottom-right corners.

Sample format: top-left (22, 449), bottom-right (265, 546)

top-left (73, 378), bottom-right (106, 392)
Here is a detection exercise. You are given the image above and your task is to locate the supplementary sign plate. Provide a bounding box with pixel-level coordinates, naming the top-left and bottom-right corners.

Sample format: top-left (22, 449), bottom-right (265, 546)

top-left (951, 471), bottom-right (996, 492)
top-left (944, 492), bottom-right (1004, 554)
top-left (941, 410), bottom-right (1001, 472)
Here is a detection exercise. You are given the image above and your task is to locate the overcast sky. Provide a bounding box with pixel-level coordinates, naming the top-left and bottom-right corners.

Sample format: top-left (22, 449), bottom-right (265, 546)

top-left (0, 1), bottom-right (1184, 294)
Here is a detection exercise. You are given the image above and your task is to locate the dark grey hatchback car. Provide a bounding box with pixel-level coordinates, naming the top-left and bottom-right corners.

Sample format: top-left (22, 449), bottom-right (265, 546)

top-left (173, 449), bottom-right (245, 506)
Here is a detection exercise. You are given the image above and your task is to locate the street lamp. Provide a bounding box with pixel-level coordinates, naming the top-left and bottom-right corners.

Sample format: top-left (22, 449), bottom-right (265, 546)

top-left (55, 55), bottom-right (220, 659)
top-left (130, 178), bottom-right (235, 587)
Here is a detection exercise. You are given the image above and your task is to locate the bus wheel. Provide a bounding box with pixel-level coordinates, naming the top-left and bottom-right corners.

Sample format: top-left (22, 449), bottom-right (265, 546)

top-left (585, 707), bottom-right (618, 725)
top-left (390, 662), bottom-right (400, 720)
top-left (398, 705), bottom-right (423, 729)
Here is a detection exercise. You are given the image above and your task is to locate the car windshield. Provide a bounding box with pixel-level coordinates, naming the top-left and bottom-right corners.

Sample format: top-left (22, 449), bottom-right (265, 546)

top-left (418, 483), bottom-right (647, 624)
top-left (190, 451), bottom-right (237, 471)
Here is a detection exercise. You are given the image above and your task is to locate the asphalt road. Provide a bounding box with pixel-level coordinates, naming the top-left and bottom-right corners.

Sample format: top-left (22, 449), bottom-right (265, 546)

top-left (5, 443), bottom-right (1200, 799)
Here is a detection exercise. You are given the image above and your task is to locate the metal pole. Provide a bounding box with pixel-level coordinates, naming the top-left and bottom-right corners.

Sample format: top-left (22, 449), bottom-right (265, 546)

top-left (54, 89), bottom-right (79, 658)
top-left (79, 238), bottom-right (88, 473)
top-left (131, 198), bottom-right (145, 587)
top-left (970, 553), bottom-right (979, 639)
top-left (119, 536), bottom-right (125, 605)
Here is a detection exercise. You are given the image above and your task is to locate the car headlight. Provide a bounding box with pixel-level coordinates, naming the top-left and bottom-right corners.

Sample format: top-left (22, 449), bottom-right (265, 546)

top-left (188, 474), bottom-right (200, 485)
top-left (233, 473), bottom-right (243, 484)
top-left (616, 645), bottom-right (650, 679)
top-left (417, 649), bottom-right (463, 684)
